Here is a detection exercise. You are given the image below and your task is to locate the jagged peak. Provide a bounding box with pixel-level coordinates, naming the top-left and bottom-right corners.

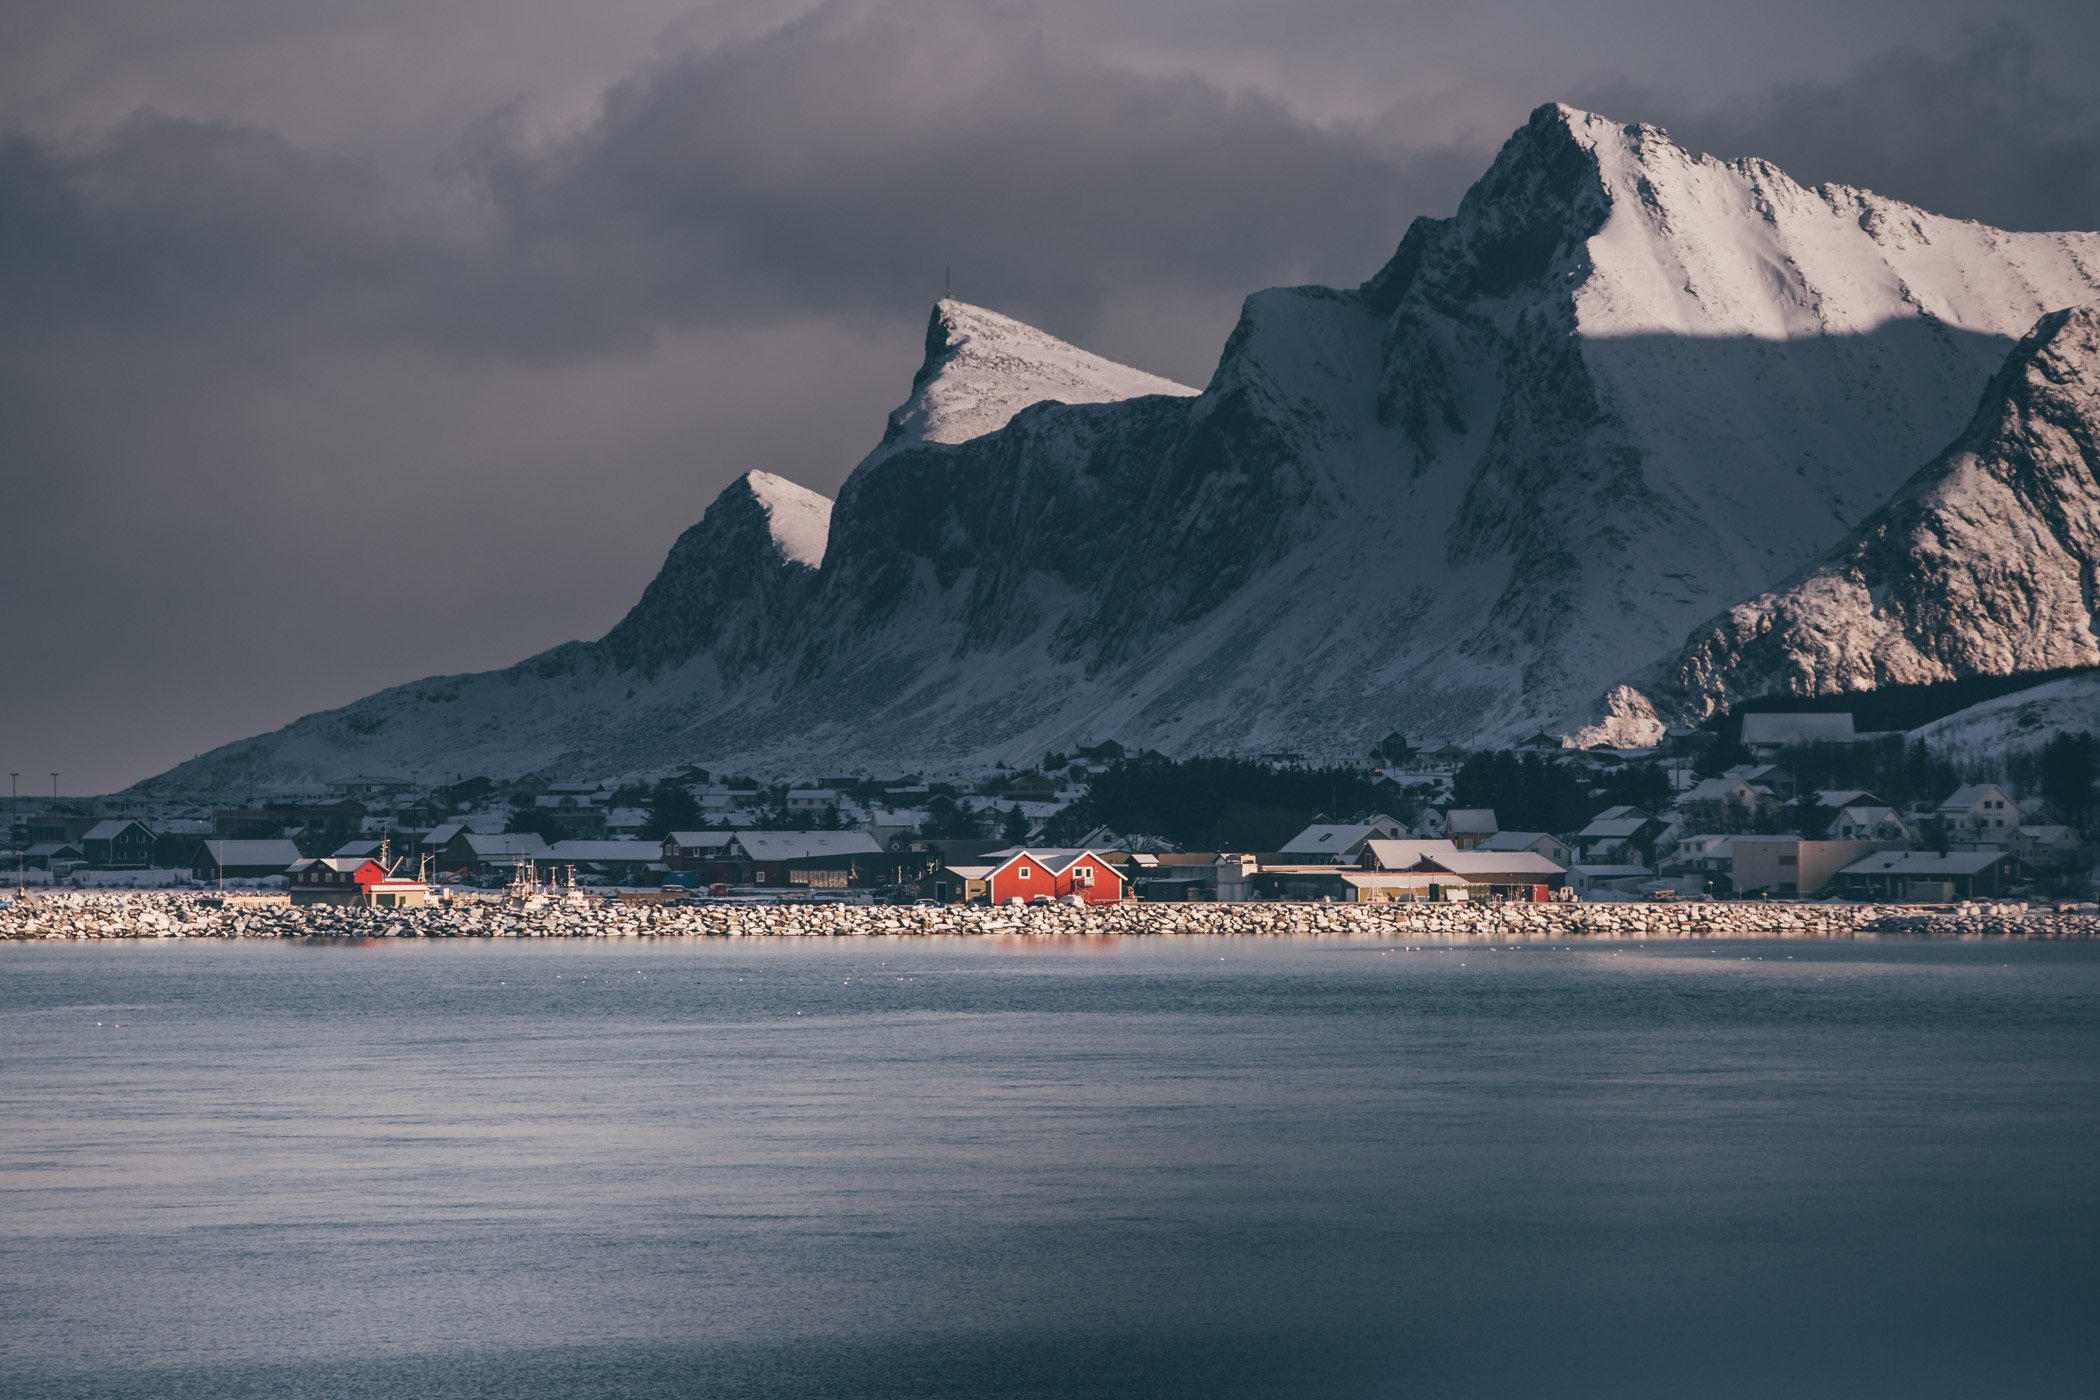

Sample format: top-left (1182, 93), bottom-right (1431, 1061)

top-left (880, 298), bottom-right (1197, 453)
top-left (736, 469), bottom-right (833, 568)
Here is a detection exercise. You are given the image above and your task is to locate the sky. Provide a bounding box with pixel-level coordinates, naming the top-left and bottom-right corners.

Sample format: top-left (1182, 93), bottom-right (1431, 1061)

top-left (5, 0), bottom-right (2099, 795)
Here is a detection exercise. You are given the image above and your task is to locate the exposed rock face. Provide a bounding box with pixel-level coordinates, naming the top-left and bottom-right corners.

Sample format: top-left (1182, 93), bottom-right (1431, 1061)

top-left (1593, 304), bottom-right (2100, 739)
top-left (134, 104), bottom-right (2100, 792)
top-left (600, 470), bottom-right (830, 680)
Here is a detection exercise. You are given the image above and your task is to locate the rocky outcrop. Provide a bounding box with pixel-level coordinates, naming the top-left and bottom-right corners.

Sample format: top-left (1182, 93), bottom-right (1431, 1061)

top-left (1593, 303), bottom-right (2100, 738)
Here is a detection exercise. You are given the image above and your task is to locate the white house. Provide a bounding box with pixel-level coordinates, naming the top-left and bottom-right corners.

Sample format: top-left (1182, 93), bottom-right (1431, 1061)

top-left (1935, 784), bottom-right (2018, 846)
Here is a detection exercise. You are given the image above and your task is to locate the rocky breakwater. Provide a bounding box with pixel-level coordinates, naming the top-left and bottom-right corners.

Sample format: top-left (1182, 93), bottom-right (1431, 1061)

top-left (3, 891), bottom-right (2097, 941)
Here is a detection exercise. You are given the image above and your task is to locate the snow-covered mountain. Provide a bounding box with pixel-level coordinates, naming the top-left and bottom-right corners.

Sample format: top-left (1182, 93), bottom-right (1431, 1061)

top-left (134, 104), bottom-right (2100, 792)
top-left (1583, 302), bottom-right (2100, 742)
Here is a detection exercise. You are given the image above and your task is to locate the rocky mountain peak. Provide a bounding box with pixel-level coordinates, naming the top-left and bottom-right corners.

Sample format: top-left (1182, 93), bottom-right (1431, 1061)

top-left (877, 298), bottom-right (1197, 455)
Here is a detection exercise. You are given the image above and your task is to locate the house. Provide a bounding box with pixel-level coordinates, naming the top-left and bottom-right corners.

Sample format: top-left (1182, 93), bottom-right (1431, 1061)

top-left (2011, 824), bottom-right (2081, 868)
top-left (1075, 741), bottom-right (1125, 764)
top-left (1278, 814), bottom-right (1407, 863)
top-left (1575, 806), bottom-right (1668, 862)
top-left (1249, 866), bottom-right (1468, 902)
top-left (80, 819), bottom-right (156, 870)
top-left (193, 840), bottom-right (303, 881)
top-left (662, 831), bottom-right (736, 870)
top-left (1357, 838), bottom-right (1461, 871)
top-left (1567, 863), bottom-right (1655, 896)
top-left (1677, 778), bottom-right (1783, 833)
top-left (983, 849), bottom-right (1126, 905)
top-left (1730, 764), bottom-right (1799, 801)
top-left (1478, 830), bottom-right (1573, 867)
top-left (441, 831), bottom-right (548, 878)
top-left (1740, 711), bottom-right (1857, 759)
top-left (1936, 784), bottom-right (2019, 846)
top-left (1830, 802), bottom-right (1913, 844)
top-left (287, 856), bottom-right (386, 904)
top-left (543, 839), bottom-right (663, 884)
top-left (1838, 850), bottom-right (2022, 901)
top-left (1660, 833), bottom-right (1737, 896)
top-left (533, 792), bottom-right (608, 836)
top-left (331, 839), bottom-right (384, 860)
top-left (784, 788), bottom-right (840, 817)
top-left (1407, 849), bottom-right (1566, 899)
top-left (1730, 838), bottom-right (1893, 897)
top-left (1442, 809), bottom-right (1498, 849)
top-left (328, 774), bottom-right (416, 798)
top-left (23, 841), bottom-right (86, 873)
top-left (925, 864), bottom-right (996, 903)
top-left (727, 830), bottom-right (884, 888)
top-left (1515, 731), bottom-right (1564, 751)
top-left (998, 772), bottom-right (1059, 802)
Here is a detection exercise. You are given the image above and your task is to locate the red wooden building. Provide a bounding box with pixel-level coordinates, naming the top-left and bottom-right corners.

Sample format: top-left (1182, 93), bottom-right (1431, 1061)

top-left (985, 849), bottom-right (1125, 905)
top-left (287, 855), bottom-right (387, 904)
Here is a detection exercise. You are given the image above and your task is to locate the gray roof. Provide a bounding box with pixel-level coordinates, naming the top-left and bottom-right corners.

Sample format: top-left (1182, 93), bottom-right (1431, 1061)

top-left (731, 831), bottom-right (883, 862)
top-left (1419, 850), bottom-right (1567, 877)
top-left (200, 840), bottom-right (302, 868)
top-left (1280, 815), bottom-right (1403, 855)
top-left (1841, 850), bottom-right (2011, 877)
top-left (461, 832), bottom-right (548, 858)
top-left (544, 840), bottom-right (662, 864)
top-left (82, 819), bottom-right (151, 843)
top-left (665, 831), bottom-right (735, 849)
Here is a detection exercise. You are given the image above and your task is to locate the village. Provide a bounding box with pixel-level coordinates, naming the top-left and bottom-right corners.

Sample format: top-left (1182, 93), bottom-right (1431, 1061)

top-left (6, 708), bottom-right (2097, 919)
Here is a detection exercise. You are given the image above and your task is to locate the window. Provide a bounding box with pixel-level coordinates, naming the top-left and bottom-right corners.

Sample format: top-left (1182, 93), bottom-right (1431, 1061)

top-left (1072, 864), bottom-right (1094, 887)
top-left (1018, 865), bottom-right (1031, 880)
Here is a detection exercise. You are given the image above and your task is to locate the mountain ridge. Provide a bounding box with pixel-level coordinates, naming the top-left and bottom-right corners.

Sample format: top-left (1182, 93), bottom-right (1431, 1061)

top-left (130, 103), bottom-right (2100, 793)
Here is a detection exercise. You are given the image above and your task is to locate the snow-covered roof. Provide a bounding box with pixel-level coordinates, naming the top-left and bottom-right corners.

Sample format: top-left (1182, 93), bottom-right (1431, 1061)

top-left (423, 822), bottom-right (466, 847)
top-left (665, 831), bottom-right (735, 849)
top-left (1279, 815), bottom-right (1403, 856)
top-left (1937, 784), bottom-right (2009, 812)
top-left (1358, 838), bottom-right (1460, 868)
top-left (1579, 817), bottom-right (1651, 839)
top-left (201, 840), bottom-right (302, 867)
top-left (1480, 830), bottom-right (1559, 851)
top-left (732, 831), bottom-right (883, 862)
top-left (1443, 808), bottom-right (1498, 835)
top-left (1420, 850), bottom-right (1567, 877)
top-left (1840, 850), bottom-right (2011, 877)
top-left (289, 855), bottom-right (380, 874)
top-left (544, 840), bottom-right (661, 864)
top-left (461, 832), bottom-right (547, 857)
top-left (81, 819), bottom-right (150, 842)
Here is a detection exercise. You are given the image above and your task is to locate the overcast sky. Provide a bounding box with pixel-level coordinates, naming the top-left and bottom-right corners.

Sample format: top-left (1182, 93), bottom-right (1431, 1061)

top-left (6, 0), bottom-right (2099, 794)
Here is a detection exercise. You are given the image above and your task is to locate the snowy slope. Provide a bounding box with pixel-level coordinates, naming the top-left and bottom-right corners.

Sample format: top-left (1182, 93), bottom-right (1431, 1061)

top-left (1908, 670), bottom-right (2100, 764)
top-left (133, 104), bottom-right (2100, 793)
top-left (1586, 303), bottom-right (2100, 741)
top-left (745, 470), bottom-right (832, 567)
top-left (876, 299), bottom-right (1197, 454)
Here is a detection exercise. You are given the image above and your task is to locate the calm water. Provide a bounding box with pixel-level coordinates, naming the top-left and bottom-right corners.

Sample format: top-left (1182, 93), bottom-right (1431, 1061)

top-left (1, 936), bottom-right (2096, 1398)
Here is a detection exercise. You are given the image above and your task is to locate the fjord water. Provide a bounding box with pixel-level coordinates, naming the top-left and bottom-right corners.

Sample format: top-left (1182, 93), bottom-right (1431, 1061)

top-left (2, 938), bottom-right (2095, 1399)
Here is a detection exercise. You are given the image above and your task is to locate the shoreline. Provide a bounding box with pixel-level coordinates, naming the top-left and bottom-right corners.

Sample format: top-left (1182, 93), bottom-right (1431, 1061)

top-left (3, 890), bottom-right (2096, 942)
